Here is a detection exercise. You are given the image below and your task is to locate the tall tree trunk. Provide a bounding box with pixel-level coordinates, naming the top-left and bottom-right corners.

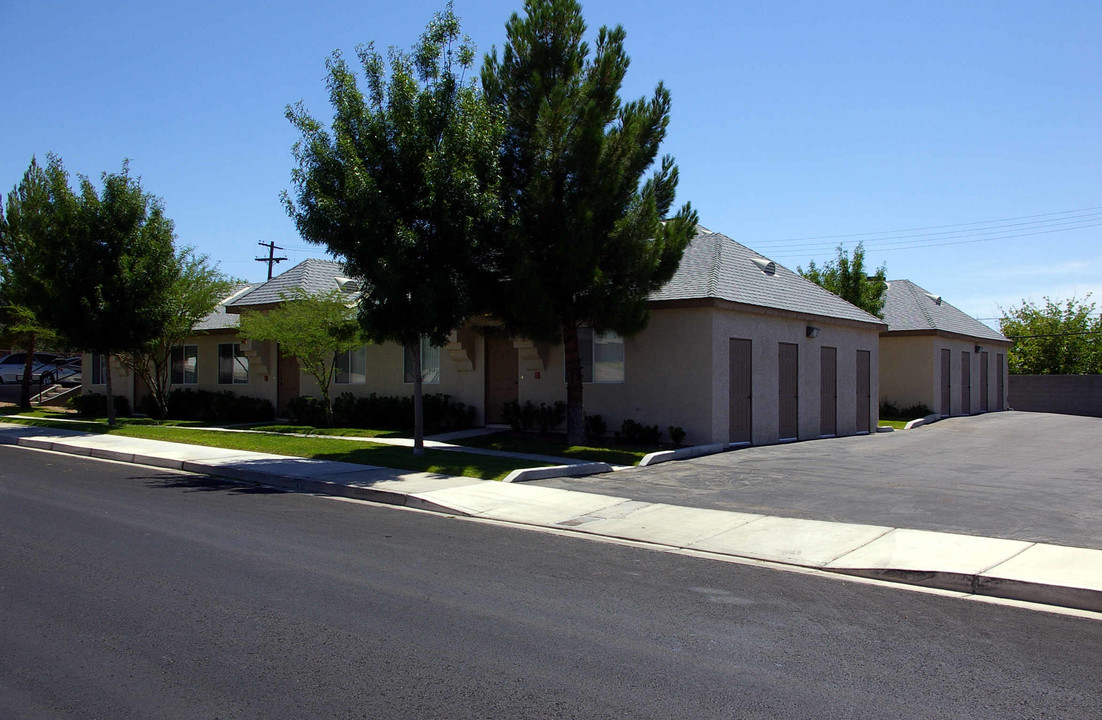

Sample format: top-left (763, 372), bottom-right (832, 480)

top-left (411, 342), bottom-right (425, 456)
top-left (105, 352), bottom-right (116, 426)
top-left (562, 322), bottom-right (586, 446)
top-left (19, 333), bottom-right (35, 410)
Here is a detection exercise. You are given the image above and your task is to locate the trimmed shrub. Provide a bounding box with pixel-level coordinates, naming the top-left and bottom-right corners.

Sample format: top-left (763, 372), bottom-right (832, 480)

top-left (668, 426), bottom-right (686, 448)
top-left (619, 418), bottom-right (661, 445)
top-left (68, 392), bottom-right (131, 418)
top-left (287, 395), bottom-right (329, 426)
top-left (162, 388), bottom-right (274, 422)
top-left (584, 413), bottom-right (607, 440)
top-left (879, 400), bottom-right (900, 417)
top-left (536, 401), bottom-right (566, 434)
top-left (311, 392), bottom-right (475, 433)
top-left (899, 403), bottom-right (933, 418)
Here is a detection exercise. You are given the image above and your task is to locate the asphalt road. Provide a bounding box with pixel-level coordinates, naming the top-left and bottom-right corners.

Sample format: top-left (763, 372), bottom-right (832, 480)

top-left (538, 411), bottom-right (1102, 548)
top-left (2, 446), bottom-right (1100, 719)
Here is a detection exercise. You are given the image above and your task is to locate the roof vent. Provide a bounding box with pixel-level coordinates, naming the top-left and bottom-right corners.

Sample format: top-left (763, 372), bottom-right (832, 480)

top-left (751, 257), bottom-right (776, 276)
top-left (924, 292), bottom-right (942, 305)
top-left (335, 277), bottom-right (361, 293)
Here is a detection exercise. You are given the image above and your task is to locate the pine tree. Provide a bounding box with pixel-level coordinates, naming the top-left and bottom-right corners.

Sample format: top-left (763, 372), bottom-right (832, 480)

top-left (481, 0), bottom-right (697, 444)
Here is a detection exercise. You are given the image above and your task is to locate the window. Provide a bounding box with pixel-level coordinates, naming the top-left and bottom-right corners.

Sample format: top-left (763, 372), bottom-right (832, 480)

top-left (218, 343), bottom-right (249, 384)
top-left (91, 354), bottom-right (107, 385)
top-left (576, 327), bottom-right (624, 383)
top-left (335, 345), bottom-right (367, 384)
top-left (170, 345), bottom-right (198, 385)
top-left (403, 337), bottom-right (440, 384)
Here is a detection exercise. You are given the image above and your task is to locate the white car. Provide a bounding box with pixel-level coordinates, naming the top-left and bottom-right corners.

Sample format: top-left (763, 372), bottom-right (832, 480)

top-left (0, 352), bottom-right (79, 385)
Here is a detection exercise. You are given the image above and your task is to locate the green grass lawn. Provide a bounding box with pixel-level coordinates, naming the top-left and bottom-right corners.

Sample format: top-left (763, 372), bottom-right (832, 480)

top-left (239, 423), bottom-right (405, 439)
top-left (878, 419), bottom-right (911, 430)
top-left (0, 416), bottom-right (541, 481)
top-left (457, 432), bottom-right (655, 466)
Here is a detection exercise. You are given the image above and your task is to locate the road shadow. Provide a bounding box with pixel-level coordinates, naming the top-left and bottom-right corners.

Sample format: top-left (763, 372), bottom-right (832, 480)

top-left (139, 474), bottom-right (287, 495)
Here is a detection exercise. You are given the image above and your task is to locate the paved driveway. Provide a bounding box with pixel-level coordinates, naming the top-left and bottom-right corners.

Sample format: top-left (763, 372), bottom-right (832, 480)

top-left (534, 412), bottom-right (1102, 549)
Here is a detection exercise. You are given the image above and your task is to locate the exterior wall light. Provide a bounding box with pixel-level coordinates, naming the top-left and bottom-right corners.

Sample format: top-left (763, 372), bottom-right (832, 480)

top-left (806, 326), bottom-right (820, 338)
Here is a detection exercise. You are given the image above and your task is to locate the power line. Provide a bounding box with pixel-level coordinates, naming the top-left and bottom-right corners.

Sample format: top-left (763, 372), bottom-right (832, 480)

top-left (757, 214), bottom-right (1102, 253)
top-left (1006, 329), bottom-right (1102, 339)
top-left (760, 205), bottom-right (1102, 244)
top-left (770, 220), bottom-right (1102, 256)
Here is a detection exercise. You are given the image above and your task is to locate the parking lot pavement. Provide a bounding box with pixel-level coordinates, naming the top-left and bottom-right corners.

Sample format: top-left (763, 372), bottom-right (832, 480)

top-left (531, 411), bottom-right (1102, 550)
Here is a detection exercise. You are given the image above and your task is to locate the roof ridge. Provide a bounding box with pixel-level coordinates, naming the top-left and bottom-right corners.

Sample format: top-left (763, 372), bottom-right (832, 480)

top-left (706, 233), bottom-right (722, 297)
top-left (904, 280), bottom-right (937, 329)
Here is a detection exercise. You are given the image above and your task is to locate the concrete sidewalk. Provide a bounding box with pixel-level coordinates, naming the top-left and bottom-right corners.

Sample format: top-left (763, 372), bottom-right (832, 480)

top-left (3, 421), bottom-right (1100, 615)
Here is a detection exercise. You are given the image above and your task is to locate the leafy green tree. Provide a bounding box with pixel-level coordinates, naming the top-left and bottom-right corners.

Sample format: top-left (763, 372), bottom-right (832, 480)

top-left (284, 5), bottom-right (502, 454)
top-left (117, 248), bottom-right (232, 419)
top-left (481, 0), bottom-right (697, 444)
top-left (33, 159), bottom-right (178, 425)
top-left (238, 289), bottom-right (363, 426)
top-left (999, 295), bottom-right (1101, 374)
top-left (0, 157), bottom-right (61, 409)
top-left (798, 242), bottom-right (887, 318)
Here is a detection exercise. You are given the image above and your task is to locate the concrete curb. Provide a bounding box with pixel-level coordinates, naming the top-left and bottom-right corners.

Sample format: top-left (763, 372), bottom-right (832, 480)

top-left (905, 413), bottom-right (941, 430)
top-left (825, 567), bottom-right (1102, 614)
top-left (638, 442), bottom-right (728, 467)
top-left (502, 462), bottom-right (613, 483)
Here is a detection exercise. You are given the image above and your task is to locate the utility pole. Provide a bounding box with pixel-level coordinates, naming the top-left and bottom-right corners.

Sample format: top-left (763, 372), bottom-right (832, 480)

top-left (255, 240), bottom-right (287, 280)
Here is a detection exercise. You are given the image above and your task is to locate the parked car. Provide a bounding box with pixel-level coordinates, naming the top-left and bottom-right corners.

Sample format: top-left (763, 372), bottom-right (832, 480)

top-left (0, 352), bottom-right (80, 385)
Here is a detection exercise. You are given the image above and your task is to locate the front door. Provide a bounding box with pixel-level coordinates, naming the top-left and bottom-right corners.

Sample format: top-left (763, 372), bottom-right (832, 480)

top-left (820, 347), bottom-right (837, 437)
top-left (277, 351), bottom-right (300, 415)
top-left (940, 349), bottom-right (951, 417)
top-left (484, 332), bottom-right (518, 424)
top-left (729, 338), bottom-right (753, 444)
top-left (856, 349), bottom-right (871, 434)
top-left (961, 351), bottom-right (971, 415)
top-left (778, 343), bottom-right (799, 440)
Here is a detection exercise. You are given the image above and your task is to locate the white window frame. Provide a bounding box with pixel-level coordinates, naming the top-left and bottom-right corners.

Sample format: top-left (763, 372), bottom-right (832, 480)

top-left (335, 345), bottom-right (368, 385)
top-left (170, 345), bottom-right (199, 385)
top-left (403, 337), bottom-right (440, 385)
top-left (91, 353), bottom-right (107, 385)
top-left (217, 343), bottom-right (249, 385)
top-left (569, 327), bottom-right (625, 384)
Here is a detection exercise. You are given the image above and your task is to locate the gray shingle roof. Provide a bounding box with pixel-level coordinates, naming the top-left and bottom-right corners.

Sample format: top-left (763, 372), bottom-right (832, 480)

top-left (882, 279), bottom-right (1009, 342)
top-left (192, 284), bottom-right (261, 331)
top-left (226, 258), bottom-right (348, 309)
top-left (650, 228), bottom-right (885, 326)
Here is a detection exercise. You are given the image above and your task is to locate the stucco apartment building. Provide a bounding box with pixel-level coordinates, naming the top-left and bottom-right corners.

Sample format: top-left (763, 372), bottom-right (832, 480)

top-left (879, 279), bottom-right (1011, 417)
top-left (85, 228), bottom-right (887, 446)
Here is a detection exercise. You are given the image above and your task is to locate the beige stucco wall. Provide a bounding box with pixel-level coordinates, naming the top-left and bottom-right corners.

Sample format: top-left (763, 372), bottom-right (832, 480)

top-left (879, 335), bottom-right (936, 410)
top-left (708, 308), bottom-right (881, 445)
top-left (517, 308), bottom-right (715, 445)
top-left (297, 327), bottom-right (487, 424)
top-left (81, 353), bottom-right (136, 405)
top-left (517, 306), bottom-right (881, 447)
top-left (881, 334), bottom-right (1010, 417)
top-left (82, 332), bottom-right (280, 410)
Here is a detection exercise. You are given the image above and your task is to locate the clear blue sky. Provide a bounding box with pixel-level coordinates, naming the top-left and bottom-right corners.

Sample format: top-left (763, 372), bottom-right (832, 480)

top-left (3, 0), bottom-right (1099, 326)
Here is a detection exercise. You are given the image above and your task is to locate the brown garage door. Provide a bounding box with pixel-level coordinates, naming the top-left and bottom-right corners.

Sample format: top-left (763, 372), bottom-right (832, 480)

top-left (778, 343), bottom-right (799, 440)
top-left (997, 353), bottom-right (1005, 410)
top-left (980, 351), bottom-right (989, 413)
top-left (729, 338), bottom-right (752, 444)
top-left (940, 348), bottom-right (951, 417)
top-left (856, 349), bottom-right (871, 434)
top-left (961, 351), bottom-right (971, 415)
top-left (820, 347), bottom-right (837, 437)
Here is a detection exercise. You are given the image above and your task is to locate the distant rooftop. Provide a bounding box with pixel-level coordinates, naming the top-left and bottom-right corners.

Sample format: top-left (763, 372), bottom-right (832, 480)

top-left (882, 279), bottom-right (1009, 342)
top-left (193, 283), bottom-right (260, 331)
top-left (226, 259), bottom-right (351, 310)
